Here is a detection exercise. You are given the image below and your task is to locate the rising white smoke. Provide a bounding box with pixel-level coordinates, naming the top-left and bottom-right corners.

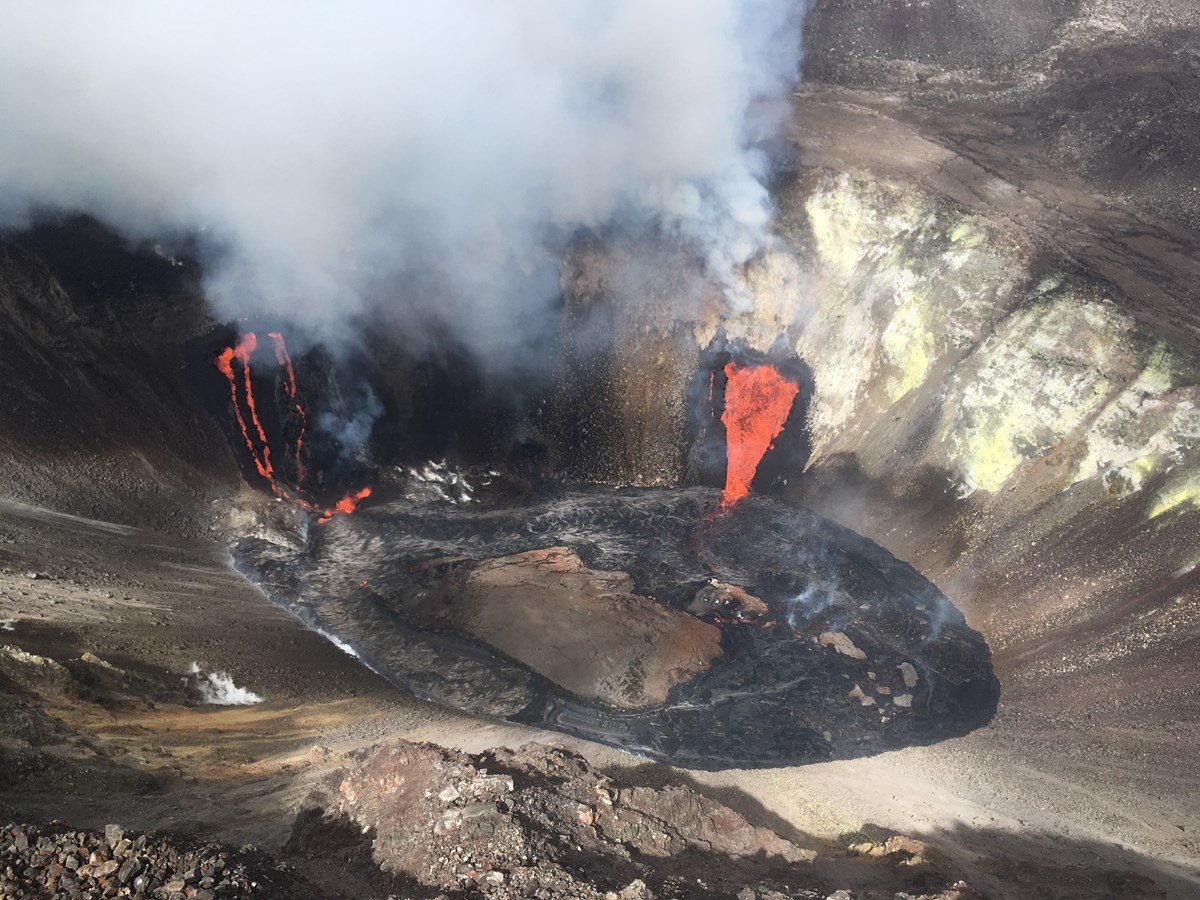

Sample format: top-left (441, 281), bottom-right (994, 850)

top-left (0, 1), bottom-right (801, 353)
top-left (188, 662), bottom-right (265, 705)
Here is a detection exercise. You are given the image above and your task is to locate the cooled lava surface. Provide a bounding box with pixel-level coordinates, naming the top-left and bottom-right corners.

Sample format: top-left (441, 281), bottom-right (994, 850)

top-left (234, 485), bottom-right (998, 769)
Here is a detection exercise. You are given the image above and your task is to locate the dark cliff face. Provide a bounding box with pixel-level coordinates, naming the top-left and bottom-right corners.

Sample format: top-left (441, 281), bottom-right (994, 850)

top-left (801, 1), bottom-right (1200, 231)
top-left (802, 0), bottom-right (1081, 80)
top-left (1022, 33), bottom-right (1200, 231)
top-left (0, 216), bottom-right (238, 534)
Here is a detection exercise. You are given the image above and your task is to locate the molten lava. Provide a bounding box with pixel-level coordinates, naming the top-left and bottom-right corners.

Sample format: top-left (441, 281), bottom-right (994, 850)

top-left (215, 334), bottom-right (274, 481)
top-left (267, 331), bottom-right (307, 484)
top-left (215, 331), bottom-right (372, 523)
top-left (317, 486), bottom-right (373, 523)
top-left (720, 362), bottom-right (799, 507)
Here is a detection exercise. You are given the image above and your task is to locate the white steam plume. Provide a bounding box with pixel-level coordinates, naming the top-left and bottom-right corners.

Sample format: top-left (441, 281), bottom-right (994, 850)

top-left (188, 662), bottom-right (264, 705)
top-left (0, 1), bottom-right (801, 353)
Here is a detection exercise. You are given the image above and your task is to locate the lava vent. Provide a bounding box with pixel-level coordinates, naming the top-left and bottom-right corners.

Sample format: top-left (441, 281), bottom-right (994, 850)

top-left (234, 485), bottom-right (998, 770)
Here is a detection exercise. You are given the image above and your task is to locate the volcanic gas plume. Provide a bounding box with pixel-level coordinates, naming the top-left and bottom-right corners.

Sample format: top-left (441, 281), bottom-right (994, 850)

top-left (0, 3), bottom-right (803, 364)
top-left (720, 362), bottom-right (799, 506)
top-left (215, 332), bottom-right (372, 523)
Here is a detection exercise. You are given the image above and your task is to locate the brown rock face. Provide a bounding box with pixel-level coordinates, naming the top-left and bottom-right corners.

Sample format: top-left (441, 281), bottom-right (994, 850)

top-left (596, 785), bottom-right (814, 864)
top-left (289, 740), bottom-right (823, 897)
top-left (449, 547), bottom-right (722, 709)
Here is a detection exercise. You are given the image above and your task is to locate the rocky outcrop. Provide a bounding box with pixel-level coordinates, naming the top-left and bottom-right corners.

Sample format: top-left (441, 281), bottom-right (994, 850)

top-left (773, 170), bottom-right (1200, 508)
top-left (448, 547), bottom-right (722, 709)
top-left (288, 739), bottom-right (979, 900)
top-left (0, 821), bottom-right (322, 899)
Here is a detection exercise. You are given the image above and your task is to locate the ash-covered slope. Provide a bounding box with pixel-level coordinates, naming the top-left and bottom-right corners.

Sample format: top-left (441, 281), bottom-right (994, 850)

top-left (0, 216), bottom-right (238, 534)
top-left (804, 0), bottom-right (1200, 229)
top-left (804, 0), bottom-right (1081, 77)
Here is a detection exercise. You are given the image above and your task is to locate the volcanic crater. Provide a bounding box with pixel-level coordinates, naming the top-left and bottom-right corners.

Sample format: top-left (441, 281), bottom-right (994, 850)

top-left (233, 483), bottom-right (999, 769)
top-left (2, 4), bottom-right (1200, 898)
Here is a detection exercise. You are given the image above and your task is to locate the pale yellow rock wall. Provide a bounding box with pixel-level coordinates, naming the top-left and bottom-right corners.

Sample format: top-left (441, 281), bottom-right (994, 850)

top-left (745, 171), bottom-right (1200, 522)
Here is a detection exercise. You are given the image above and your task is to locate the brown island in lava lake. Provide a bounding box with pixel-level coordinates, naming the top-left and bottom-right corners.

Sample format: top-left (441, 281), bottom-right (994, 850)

top-left (234, 481), bottom-right (999, 769)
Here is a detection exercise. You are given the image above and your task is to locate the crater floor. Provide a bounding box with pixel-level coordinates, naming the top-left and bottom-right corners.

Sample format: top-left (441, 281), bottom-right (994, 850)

top-left (234, 486), bottom-right (997, 769)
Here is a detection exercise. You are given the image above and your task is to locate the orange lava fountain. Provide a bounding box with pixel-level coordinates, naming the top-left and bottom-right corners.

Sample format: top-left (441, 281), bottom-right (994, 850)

top-left (216, 331), bottom-right (372, 523)
top-left (720, 362), bottom-right (799, 507)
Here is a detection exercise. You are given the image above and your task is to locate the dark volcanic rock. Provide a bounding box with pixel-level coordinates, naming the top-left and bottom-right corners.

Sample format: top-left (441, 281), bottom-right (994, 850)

top-left (1022, 33), bottom-right (1200, 230)
top-left (0, 820), bottom-right (324, 898)
top-left (234, 486), bottom-right (998, 769)
top-left (803, 0), bottom-right (1080, 82)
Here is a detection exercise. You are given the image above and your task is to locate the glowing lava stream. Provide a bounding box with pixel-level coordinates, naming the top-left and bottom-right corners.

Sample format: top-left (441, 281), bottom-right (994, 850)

top-left (215, 334), bottom-right (273, 481)
top-left (267, 331), bottom-right (308, 485)
top-left (720, 362), bottom-right (799, 507)
top-left (215, 331), bottom-right (372, 523)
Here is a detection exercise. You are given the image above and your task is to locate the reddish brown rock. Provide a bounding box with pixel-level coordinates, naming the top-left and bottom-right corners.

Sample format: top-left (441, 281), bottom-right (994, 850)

top-left (595, 785), bottom-right (814, 864)
top-left (290, 739), bottom-right (821, 896)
